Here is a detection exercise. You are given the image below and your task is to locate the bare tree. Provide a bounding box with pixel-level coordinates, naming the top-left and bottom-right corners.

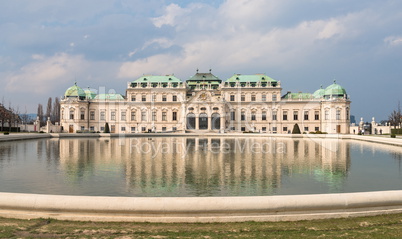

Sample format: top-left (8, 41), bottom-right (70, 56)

top-left (52, 97), bottom-right (60, 123)
top-left (46, 97), bottom-right (52, 122)
top-left (37, 104), bottom-right (44, 127)
top-left (0, 103), bottom-right (7, 130)
top-left (388, 101), bottom-right (402, 129)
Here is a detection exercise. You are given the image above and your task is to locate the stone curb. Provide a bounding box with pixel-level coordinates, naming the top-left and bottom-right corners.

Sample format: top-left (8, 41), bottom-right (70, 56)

top-left (1, 191), bottom-right (402, 222)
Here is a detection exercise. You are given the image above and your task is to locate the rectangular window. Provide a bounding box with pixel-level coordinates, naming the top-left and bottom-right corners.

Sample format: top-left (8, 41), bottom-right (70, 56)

top-left (141, 127), bottom-right (146, 132)
top-left (230, 127), bottom-right (235, 131)
top-left (325, 110), bottom-right (329, 120)
top-left (162, 127), bottom-right (167, 132)
top-left (241, 95), bottom-right (245, 101)
top-left (262, 111), bottom-right (267, 121)
top-left (80, 111), bottom-right (85, 120)
top-left (262, 95), bottom-right (266, 101)
top-left (251, 112), bottom-right (256, 121)
top-left (230, 95), bottom-right (235, 101)
top-left (152, 111), bottom-right (156, 121)
top-left (241, 112), bottom-right (245, 121)
top-left (111, 112), bottom-right (116, 121)
top-left (173, 95), bottom-right (177, 102)
top-left (173, 127), bottom-right (177, 131)
top-left (336, 109), bottom-right (341, 120)
top-left (251, 95), bottom-right (256, 101)
top-left (142, 95), bottom-right (146, 102)
top-left (141, 111), bottom-right (146, 121)
top-left (121, 112), bottom-right (126, 121)
top-left (121, 127), bottom-right (126, 131)
top-left (81, 126), bottom-right (85, 131)
top-left (131, 127), bottom-right (135, 132)
top-left (304, 111), bottom-right (309, 121)
top-left (262, 127), bottom-right (266, 131)
top-left (90, 126), bottom-right (94, 131)
top-left (272, 111), bottom-right (277, 121)
top-left (272, 94), bottom-right (277, 101)
top-left (231, 111), bottom-right (235, 121)
top-left (304, 127), bottom-right (309, 132)
top-left (100, 112), bottom-right (105, 121)
top-left (346, 109), bottom-right (349, 121)
top-left (315, 111), bottom-right (319, 120)
top-left (172, 112), bottom-right (177, 121)
top-left (152, 95), bottom-right (156, 102)
top-left (131, 111), bottom-right (136, 121)
top-left (241, 127), bottom-right (246, 132)
top-left (100, 127), bottom-right (105, 131)
top-left (111, 125), bottom-right (115, 133)
top-left (162, 95), bottom-right (167, 102)
top-left (162, 112), bottom-right (167, 121)
top-left (315, 127), bottom-right (319, 131)
top-left (283, 111), bottom-right (288, 121)
top-left (90, 111), bottom-right (95, 120)
top-left (131, 96), bottom-right (136, 101)
top-left (293, 111), bottom-right (298, 121)
top-left (272, 126), bottom-right (277, 132)
top-left (283, 127), bottom-right (288, 132)
top-left (70, 111), bottom-right (74, 120)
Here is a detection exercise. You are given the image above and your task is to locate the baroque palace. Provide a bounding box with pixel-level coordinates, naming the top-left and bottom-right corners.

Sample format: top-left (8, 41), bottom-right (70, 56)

top-left (60, 70), bottom-right (351, 134)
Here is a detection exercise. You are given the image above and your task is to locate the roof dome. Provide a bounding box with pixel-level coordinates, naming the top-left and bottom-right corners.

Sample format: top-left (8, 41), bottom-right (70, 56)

top-left (64, 83), bottom-right (86, 98)
top-left (313, 85), bottom-right (325, 98)
top-left (324, 81), bottom-right (347, 98)
top-left (84, 87), bottom-right (97, 99)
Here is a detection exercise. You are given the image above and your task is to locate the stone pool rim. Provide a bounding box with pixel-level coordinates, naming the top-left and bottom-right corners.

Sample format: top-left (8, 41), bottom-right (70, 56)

top-left (0, 133), bottom-right (401, 222)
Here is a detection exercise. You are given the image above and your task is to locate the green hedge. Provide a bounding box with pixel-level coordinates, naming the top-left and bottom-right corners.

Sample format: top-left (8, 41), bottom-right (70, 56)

top-left (391, 129), bottom-right (402, 135)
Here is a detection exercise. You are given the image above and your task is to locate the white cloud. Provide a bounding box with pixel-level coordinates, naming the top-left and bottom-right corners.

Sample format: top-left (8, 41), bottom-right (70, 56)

top-left (384, 36), bottom-right (402, 46)
top-left (142, 38), bottom-right (173, 49)
top-left (5, 53), bottom-right (88, 94)
top-left (317, 19), bottom-right (344, 40)
top-left (118, 3), bottom-right (352, 79)
top-left (152, 4), bottom-right (187, 28)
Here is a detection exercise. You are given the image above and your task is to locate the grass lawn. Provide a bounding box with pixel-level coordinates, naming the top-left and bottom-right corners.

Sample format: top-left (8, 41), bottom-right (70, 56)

top-left (1, 213), bottom-right (402, 238)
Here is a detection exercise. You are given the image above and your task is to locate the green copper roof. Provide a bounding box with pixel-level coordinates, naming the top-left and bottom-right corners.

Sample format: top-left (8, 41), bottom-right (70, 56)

top-left (313, 85), bottom-right (325, 98)
top-left (324, 81), bottom-right (347, 96)
top-left (84, 88), bottom-right (97, 99)
top-left (94, 94), bottom-right (124, 100)
top-left (282, 92), bottom-right (313, 100)
top-left (187, 72), bottom-right (222, 83)
top-left (133, 75), bottom-right (182, 83)
top-left (64, 83), bottom-right (86, 98)
top-left (226, 74), bottom-right (277, 83)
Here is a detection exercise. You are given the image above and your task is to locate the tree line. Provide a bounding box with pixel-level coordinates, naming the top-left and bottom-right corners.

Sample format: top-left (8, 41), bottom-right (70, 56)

top-left (388, 101), bottom-right (401, 129)
top-left (37, 97), bottom-right (60, 127)
top-left (0, 99), bottom-right (21, 131)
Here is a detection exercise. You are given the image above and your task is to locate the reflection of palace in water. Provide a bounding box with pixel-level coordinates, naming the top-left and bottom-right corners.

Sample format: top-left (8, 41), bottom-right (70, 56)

top-left (58, 137), bottom-right (351, 196)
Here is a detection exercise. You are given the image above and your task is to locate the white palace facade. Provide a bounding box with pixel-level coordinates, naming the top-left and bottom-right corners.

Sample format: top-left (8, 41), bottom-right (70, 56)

top-left (60, 71), bottom-right (351, 134)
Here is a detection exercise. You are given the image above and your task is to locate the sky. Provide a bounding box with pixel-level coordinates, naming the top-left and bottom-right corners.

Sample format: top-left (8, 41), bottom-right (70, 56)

top-left (0, 0), bottom-right (401, 122)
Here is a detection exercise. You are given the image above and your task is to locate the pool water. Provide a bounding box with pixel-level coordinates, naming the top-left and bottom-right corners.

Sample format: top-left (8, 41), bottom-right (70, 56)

top-left (0, 137), bottom-right (401, 197)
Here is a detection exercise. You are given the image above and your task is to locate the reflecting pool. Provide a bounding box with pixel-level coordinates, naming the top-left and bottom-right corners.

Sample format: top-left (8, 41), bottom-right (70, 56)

top-left (0, 137), bottom-right (402, 197)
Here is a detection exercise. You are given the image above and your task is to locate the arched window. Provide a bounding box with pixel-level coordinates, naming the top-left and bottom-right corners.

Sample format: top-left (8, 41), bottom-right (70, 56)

top-left (187, 113), bottom-right (196, 130)
top-left (211, 113), bottom-right (220, 130)
top-left (199, 113), bottom-right (208, 130)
